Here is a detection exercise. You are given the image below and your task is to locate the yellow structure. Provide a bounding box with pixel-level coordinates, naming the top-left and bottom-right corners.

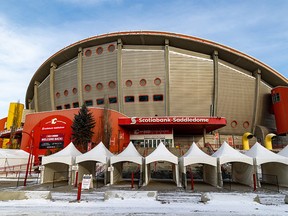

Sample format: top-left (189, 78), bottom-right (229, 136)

top-left (2, 102), bottom-right (24, 149)
top-left (2, 139), bottom-right (10, 149)
top-left (242, 132), bottom-right (253, 150)
top-left (265, 133), bottom-right (276, 150)
top-left (6, 102), bottom-right (24, 130)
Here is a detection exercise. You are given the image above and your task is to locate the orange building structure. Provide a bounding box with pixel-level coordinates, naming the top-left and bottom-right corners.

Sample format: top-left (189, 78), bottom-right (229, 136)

top-left (272, 86), bottom-right (288, 135)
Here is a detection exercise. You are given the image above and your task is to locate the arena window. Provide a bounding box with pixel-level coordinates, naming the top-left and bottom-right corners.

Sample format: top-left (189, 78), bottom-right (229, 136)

top-left (96, 47), bottom-right (103, 55)
top-left (272, 93), bottom-right (280, 104)
top-left (56, 106), bottom-right (62, 110)
top-left (64, 90), bottom-right (69, 96)
top-left (140, 79), bottom-right (147, 86)
top-left (56, 92), bottom-right (60, 98)
top-left (96, 98), bottom-right (104, 105)
top-left (108, 44), bottom-right (115, 52)
top-left (85, 100), bottom-right (93, 107)
top-left (153, 94), bottom-right (163, 101)
top-left (109, 97), bottom-right (117, 104)
top-left (125, 96), bottom-right (135, 103)
top-left (72, 88), bottom-right (78, 95)
top-left (125, 80), bottom-right (132, 87)
top-left (243, 121), bottom-right (250, 129)
top-left (108, 81), bottom-right (116, 89)
top-left (85, 49), bottom-right (92, 57)
top-left (64, 104), bottom-right (71, 109)
top-left (231, 120), bottom-right (238, 128)
top-left (96, 83), bottom-right (103, 90)
top-left (154, 78), bottom-right (161, 86)
top-left (139, 95), bottom-right (149, 102)
top-left (84, 84), bottom-right (92, 92)
top-left (73, 102), bottom-right (79, 108)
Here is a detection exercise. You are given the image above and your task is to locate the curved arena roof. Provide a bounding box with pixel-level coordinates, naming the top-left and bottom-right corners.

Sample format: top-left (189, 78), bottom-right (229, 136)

top-left (26, 31), bottom-right (288, 107)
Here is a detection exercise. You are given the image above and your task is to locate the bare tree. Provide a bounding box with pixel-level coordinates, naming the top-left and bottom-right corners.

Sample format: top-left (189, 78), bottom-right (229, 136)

top-left (101, 95), bottom-right (112, 149)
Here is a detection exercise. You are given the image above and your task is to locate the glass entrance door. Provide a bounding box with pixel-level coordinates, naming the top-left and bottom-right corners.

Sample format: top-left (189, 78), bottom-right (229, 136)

top-left (144, 138), bottom-right (165, 148)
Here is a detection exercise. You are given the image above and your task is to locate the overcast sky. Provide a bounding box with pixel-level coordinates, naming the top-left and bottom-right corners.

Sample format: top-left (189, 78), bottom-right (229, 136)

top-left (0, 0), bottom-right (287, 118)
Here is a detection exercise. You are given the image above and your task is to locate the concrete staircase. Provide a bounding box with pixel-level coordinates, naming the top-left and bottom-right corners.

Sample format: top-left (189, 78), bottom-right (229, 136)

top-left (156, 191), bottom-right (201, 203)
top-left (51, 191), bottom-right (105, 202)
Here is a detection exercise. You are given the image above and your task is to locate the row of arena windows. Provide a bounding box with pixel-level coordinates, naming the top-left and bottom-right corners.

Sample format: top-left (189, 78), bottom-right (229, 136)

top-left (230, 120), bottom-right (250, 129)
top-left (55, 94), bottom-right (164, 110)
top-left (55, 78), bottom-right (162, 98)
top-left (84, 44), bottom-right (116, 57)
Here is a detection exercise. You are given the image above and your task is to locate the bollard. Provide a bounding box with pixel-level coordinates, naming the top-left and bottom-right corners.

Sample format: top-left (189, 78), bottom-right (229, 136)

top-left (131, 172), bottom-right (134, 188)
top-left (77, 182), bottom-right (82, 201)
top-left (191, 171), bottom-right (194, 191)
top-left (74, 171), bottom-right (78, 187)
top-left (253, 174), bottom-right (257, 191)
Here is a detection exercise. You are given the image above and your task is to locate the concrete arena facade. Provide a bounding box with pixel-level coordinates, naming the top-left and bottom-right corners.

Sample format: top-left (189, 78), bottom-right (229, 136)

top-left (25, 31), bottom-right (288, 145)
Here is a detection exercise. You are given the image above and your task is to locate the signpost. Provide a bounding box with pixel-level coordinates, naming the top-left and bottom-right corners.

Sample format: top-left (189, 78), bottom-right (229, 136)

top-left (82, 174), bottom-right (93, 190)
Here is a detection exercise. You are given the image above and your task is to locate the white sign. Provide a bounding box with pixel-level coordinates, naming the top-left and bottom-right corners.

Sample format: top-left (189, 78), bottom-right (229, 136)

top-left (108, 166), bottom-right (114, 172)
top-left (72, 165), bottom-right (78, 171)
top-left (82, 174), bottom-right (93, 190)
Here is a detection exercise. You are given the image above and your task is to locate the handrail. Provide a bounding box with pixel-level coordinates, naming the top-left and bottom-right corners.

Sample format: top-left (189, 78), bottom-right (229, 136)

top-left (0, 163), bottom-right (28, 172)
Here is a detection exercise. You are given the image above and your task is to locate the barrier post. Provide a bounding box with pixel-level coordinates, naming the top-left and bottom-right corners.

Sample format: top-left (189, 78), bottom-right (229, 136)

top-left (77, 183), bottom-right (82, 201)
top-left (191, 171), bottom-right (194, 191)
top-left (253, 174), bottom-right (257, 191)
top-left (131, 172), bottom-right (134, 188)
top-left (74, 171), bottom-right (78, 187)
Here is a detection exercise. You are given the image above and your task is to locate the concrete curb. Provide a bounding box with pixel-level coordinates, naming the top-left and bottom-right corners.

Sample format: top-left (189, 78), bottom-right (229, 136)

top-left (0, 191), bottom-right (52, 201)
top-left (104, 191), bottom-right (157, 200)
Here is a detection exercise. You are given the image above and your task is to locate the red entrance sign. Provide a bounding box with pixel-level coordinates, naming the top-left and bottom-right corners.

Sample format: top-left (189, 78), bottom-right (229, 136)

top-left (118, 116), bottom-right (226, 135)
top-left (119, 116), bottom-right (221, 125)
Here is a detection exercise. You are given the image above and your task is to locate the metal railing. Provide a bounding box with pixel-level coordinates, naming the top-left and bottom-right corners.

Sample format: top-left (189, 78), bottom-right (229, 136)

top-left (16, 171), bottom-right (40, 187)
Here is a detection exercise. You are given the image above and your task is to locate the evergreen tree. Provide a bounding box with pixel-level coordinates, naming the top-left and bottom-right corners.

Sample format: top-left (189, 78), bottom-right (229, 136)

top-left (71, 104), bottom-right (96, 152)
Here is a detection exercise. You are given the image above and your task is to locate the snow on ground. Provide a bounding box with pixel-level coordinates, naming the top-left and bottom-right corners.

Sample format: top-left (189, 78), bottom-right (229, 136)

top-left (0, 191), bottom-right (287, 216)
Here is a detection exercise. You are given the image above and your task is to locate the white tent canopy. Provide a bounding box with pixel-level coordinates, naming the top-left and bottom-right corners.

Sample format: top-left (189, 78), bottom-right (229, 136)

top-left (110, 142), bottom-right (144, 185)
top-left (179, 142), bottom-right (217, 188)
top-left (42, 142), bottom-right (82, 166)
top-left (76, 142), bottom-right (113, 164)
top-left (245, 142), bottom-right (288, 166)
top-left (0, 149), bottom-right (30, 168)
top-left (212, 141), bottom-right (253, 165)
top-left (75, 142), bottom-right (113, 185)
top-left (212, 141), bottom-right (254, 187)
top-left (278, 145), bottom-right (288, 157)
top-left (180, 142), bottom-right (217, 167)
top-left (244, 142), bottom-right (288, 187)
top-left (146, 142), bottom-right (178, 165)
top-left (111, 142), bottom-right (143, 165)
top-left (145, 142), bottom-right (180, 187)
top-left (41, 142), bottom-right (82, 184)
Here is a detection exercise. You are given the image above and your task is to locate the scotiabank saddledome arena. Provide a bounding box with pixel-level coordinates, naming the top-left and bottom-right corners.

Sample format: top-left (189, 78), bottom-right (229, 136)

top-left (22, 31), bottom-right (288, 158)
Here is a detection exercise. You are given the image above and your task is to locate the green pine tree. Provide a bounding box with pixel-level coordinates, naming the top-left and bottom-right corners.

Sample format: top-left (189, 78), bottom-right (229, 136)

top-left (71, 104), bottom-right (96, 152)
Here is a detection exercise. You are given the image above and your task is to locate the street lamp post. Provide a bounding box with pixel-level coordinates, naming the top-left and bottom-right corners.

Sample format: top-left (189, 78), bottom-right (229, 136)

top-left (23, 130), bottom-right (34, 186)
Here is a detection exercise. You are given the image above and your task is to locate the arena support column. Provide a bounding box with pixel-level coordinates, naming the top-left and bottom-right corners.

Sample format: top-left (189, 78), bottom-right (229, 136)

top-left (117, 39), bottom-right (123, 113)
top-left (77, 47), bottom-right (84, 106)
top-left (33, 81), bottom-right (40, 112)
top-left (49, 62), bottom-right (57, 110)
top-left (165, 39), bottom-right (170, 116)
top-left (251, 69), bottom-right (261, 134)
top-left (212, 51), bottom-right (219, 116)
